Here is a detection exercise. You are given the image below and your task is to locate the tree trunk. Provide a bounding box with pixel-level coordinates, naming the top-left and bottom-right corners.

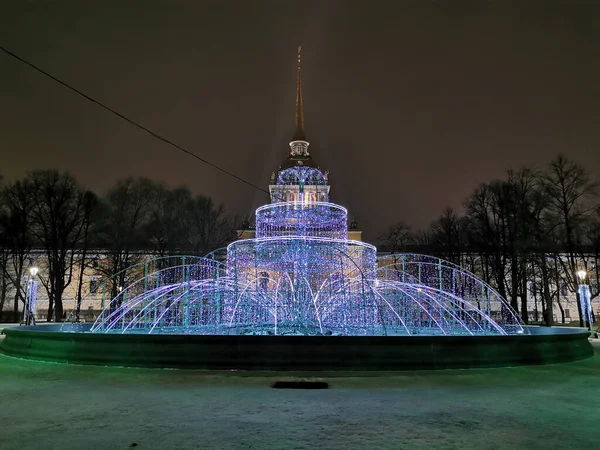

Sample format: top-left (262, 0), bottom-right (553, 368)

top-left (540, 256), bottom-right (553, 326)
top-left (76, 258), bottom-right (85, 322)
top-left (520, 259), bottom-right (528, 324)
top-left (54, 296), bottom-right (64, 322)
top-left (0, 275), bottom-right (7, 322)
top-left (556, 297), bottom-right (566, 324)
top-left (47, 299), bottom-right (54, 322)
top-left (75, 225), bottom-right (89, 323)
top-left (539, 296), bottom-right (547, 325)
top-left (12, 290), bottom-right (20, 322)
top-left (510, 254), bottom-right (520, 313)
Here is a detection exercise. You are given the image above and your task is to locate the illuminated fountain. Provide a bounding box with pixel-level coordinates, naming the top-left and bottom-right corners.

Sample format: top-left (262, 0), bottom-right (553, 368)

top-left (88, 249), bottom-right (525, 336)
top-left (89, 48), bottom-right (526, 337)
top-left (88, 190), bottom-right (525, 336)
top-left (3, 48), bottom-right (591, 371)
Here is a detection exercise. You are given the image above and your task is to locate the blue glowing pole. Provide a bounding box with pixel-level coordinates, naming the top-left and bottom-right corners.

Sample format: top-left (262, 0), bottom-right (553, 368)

top-left (23, 277), bottom-right (38, 326)
top-left (29, 280), bottom-right (38, 324)
top-left (578, 284), bottom-right (592, 330)
top-left (23, 277), bottom-right (31, 325)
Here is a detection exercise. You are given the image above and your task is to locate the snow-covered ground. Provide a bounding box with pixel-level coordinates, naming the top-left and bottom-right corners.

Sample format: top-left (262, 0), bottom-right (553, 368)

top-left (0, 340), bottom-right (598, 450)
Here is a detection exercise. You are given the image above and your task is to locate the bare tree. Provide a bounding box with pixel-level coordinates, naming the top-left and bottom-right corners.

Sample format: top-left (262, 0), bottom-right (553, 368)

top-left (0, 244), bottom-right (8, 321)
top-left (504, 168), bottom-right (551, 324)
top-left (528, 192), bottom-right (557, 326)
top-left (544, 155), bottom-right (598, 327)
top-left (74, 191), bottom-right (99, 322)
top-left (586, 210), bottom-right (600, 303)
top-left (428, 208), bottom-right (470, 268)
top-left (0, 180), bottom-right (35, 321)
top-left (378, 221), bottom-right (413, 254)
top-left (463, 169), bottom-right (554, 323)
top-left (182, 195), bottom-right (238, 256)
top-left (0, 176), bottom-right (10, 321)
top-left (465, 181), bottom-right (512, 306)
top-left (148, 186), bottom-right (193, 259)
top-left (28, 171), bottom-right (90, 322)
top-left (96, 178), bottom-right (159, 302)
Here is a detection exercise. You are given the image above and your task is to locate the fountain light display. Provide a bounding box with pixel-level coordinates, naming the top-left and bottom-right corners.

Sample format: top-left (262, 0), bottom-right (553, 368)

top-left (8, 48), bottom-right (594, 374)
top-left (88, 47), bottom-right (527, 337)
top-left (89, 162), bottom-right (526, 336)
top-left (88, 244), bottom-right (526, 336)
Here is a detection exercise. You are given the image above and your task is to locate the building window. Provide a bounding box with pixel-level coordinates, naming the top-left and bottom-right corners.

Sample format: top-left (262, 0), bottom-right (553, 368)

top-left (565, 309), bottom-right (570, 319)
top-left (89, 280), bottom-right (99, 294)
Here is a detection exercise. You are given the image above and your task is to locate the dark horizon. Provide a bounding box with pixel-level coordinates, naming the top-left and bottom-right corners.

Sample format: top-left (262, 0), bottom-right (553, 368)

top-left (2, 1), bottom-right (599, 241)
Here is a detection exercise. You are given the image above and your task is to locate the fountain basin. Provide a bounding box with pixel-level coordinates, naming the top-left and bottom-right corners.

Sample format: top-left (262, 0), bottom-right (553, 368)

top-left (1, 324), bottom-right (592, 371)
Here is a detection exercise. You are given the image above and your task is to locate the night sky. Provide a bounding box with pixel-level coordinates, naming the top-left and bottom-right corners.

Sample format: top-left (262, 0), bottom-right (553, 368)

top-left (2, 1), bottom-right (599, 241)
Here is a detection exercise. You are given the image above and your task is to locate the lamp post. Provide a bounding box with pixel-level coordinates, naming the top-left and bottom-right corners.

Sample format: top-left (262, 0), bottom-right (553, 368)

top-left (577, 270), bottom-right (593, 332)
top-left (23, 266), bottom-right (39, 326)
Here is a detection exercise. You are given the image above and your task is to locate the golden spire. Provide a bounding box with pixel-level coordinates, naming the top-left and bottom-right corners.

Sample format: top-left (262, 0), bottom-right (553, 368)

top-left (292, 45), bottom-right (306, 141)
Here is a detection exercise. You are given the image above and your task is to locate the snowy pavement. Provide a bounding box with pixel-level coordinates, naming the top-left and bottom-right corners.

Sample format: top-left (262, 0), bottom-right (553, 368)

top-left (0, 341), bottom-right (598, 450)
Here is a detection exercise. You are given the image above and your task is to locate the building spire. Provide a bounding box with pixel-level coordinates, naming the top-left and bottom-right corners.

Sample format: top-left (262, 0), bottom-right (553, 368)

top-left (292, 45), bottom-right (306, 141)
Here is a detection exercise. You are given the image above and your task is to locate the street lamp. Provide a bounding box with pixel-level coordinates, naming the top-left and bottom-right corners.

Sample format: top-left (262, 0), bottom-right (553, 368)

top-left (23, 266), bottom-right (39, 326)
top-left (576, 270), bottom-right (593, 332)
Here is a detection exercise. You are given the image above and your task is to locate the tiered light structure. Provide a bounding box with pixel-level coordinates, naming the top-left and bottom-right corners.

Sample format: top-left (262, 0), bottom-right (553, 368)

top-left (89, 48), bottom-right (527, 336)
